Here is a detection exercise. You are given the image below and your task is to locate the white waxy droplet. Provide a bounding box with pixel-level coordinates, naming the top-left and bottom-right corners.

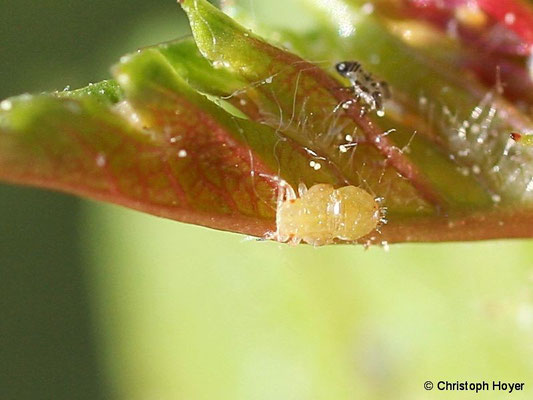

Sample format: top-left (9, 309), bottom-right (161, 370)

top-left (117, 74), bottom-right (130, 86)
top-left (96, 153), bottom-right (106, 167)
top-left (212, 60), bottom-right (228, 69)
top-left (0, 100), bottom-right (13, 111)
top-left (526, 178), bottom-right (533, 192)
top-left (504, 12), bottom-right (516, 25)
top-left (376, 110), bottom-right (385, 117)
top-left (313, 163), bottom-right (321, 170)
top-left (265, 76), bottom-right (273, 84)
top-left (345, 134), bottom-right (353, 142)
top-left (471, 106), bottom-right (483, 119)
top-left (130, 112), bottom-right (140, 125)
top-left (459, 167), bottom-right (470, 176)
top-left (339, 145), bottom-right (348, 153)
top-left (361, 2), bottom-right (374, 15)
top-left (178, 149), bottom-right (188, 158)
top-left (491, 194), bottom-right (501, 203)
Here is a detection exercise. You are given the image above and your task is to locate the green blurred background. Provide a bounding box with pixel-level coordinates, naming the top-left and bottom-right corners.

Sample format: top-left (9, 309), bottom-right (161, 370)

top-left (1, 1), bottom-right (532, 399)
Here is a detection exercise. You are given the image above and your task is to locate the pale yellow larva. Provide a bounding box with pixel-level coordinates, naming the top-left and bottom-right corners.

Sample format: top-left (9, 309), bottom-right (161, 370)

top-left (275, 184), bottom-right (381, 246)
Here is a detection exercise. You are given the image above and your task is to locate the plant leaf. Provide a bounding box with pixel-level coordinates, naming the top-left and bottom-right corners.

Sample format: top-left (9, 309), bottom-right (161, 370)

top-left (2, 0), bottom-right (533, 243)
top-left (179, 0), bottom-right (451, 214)
top-left (0, 49), bottom-right (340, 237)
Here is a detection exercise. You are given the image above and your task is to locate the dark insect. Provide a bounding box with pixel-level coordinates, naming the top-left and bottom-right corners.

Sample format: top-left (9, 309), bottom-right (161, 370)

top-left (335, 61), bottom-right (390, 116)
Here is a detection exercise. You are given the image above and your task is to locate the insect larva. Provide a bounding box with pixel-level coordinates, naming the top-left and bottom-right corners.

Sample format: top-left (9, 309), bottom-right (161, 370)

top-left (275, 183), bottom-right (381, 246)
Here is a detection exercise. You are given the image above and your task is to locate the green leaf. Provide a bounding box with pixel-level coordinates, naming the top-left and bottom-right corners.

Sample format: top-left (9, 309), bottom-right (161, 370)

top-left (220, 0), bottom-right (533, 205)
top-left (57, 79), bottom-right (123, 105)
top-left (2, 0), bottom-right (533, 243)
top-left (0, 45), bottom-right (341, 237)
top-left (156, 37), bottom-right (494, 210)
top-left (179, 0), bottom-right (446, 214)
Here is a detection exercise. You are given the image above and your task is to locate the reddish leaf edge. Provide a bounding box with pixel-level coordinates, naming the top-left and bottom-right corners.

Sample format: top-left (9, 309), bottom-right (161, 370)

top-left (0, 176), bottom-right (275, 239)
top-left (4, 174), bottom-right (533, 244)
top-left (2, 1), bottom-right (533, 245)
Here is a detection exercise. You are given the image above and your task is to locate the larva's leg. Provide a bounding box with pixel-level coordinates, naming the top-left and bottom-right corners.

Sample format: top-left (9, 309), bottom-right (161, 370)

top-left (272, 181), bottom-right (293, 243)
top-left (288, 234), bottom-right (301, 246)
top-left (275, 185), bottom-right (284, 211)
top-left (276, 180), bottom-right (295, 205)
top-left (285, 183), bottom-right (297, 201)
top-left (298, 182), bottom-right (308, 197)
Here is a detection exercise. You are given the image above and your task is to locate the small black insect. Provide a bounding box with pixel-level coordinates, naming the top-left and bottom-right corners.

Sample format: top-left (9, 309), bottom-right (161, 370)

top-left (335, 61), bottom-right (390, 115)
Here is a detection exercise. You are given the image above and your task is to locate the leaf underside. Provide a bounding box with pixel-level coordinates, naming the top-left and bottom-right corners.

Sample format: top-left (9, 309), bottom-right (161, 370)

top-left (2, 0), bottom-right (533, 244)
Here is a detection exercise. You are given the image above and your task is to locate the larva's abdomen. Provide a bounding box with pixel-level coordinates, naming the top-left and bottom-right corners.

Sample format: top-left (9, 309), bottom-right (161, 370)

top-left (276, 184), bottom-right (380, 246)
